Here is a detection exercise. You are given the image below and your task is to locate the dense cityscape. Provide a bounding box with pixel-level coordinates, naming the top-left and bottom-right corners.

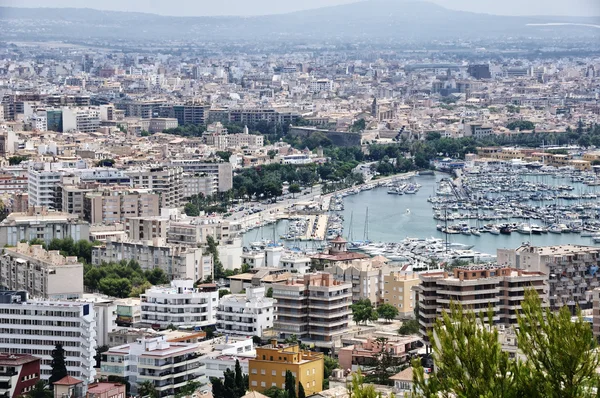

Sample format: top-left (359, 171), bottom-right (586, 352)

top-left (0, 1), bottom-right (600, 397)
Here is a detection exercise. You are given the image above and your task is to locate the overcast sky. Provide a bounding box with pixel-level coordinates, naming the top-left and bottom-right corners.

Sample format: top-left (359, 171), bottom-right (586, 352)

top-left (1, 0), bottom-right (599, 17)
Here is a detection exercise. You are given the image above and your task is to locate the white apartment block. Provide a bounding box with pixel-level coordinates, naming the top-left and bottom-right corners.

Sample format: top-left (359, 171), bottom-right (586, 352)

top-left (126, 166), bottom-right (184, 208)
top-left (280, 254), bottom-right (312, 274)
top-left (169, 160), bottom-right (232, 192)
top-left (182, 173), bottom-right (218, 198)
top-left (200, 337), bottom-right (255, 380)
top-left (77, 294), bottom-right (119, 347)
top-left (310, 79), bottom-right (333, 93)
top-left (62, 107), bottom-right (100, 133)
top-left (216, 287), bottom-right (275, 336)
top-left (91, 239), bottom-right (213, 281)
top-left (0, 242), bottom-right (84, 299)
top-left (140, 280), bottom-right (219, 329)
top-left (167, 219), bottom-right (234, 246)
top-left (0, 291), bottom-right (96, 384)
top-left (0, 207), bottom-right (90, 247)
top-left (101, 336), bottom-right (204, 398)
top-left (149, 118), bottom-right (178, 133)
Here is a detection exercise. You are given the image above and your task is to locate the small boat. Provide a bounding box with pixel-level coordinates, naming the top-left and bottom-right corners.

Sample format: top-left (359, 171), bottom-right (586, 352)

top-left (471, 229), bottom-right (481, 236)
top-left (500, 225), bottom-right (512, 235)
top-left (489, 227), bottom-right (500, 235)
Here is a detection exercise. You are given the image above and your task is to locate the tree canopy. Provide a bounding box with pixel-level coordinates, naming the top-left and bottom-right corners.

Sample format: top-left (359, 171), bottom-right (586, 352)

top-left (48, 344), bottom-right (68, 386)
top-left (377, 303), bottom-right (399, 322)
top-left (350, 299), bottom-right (378, 325)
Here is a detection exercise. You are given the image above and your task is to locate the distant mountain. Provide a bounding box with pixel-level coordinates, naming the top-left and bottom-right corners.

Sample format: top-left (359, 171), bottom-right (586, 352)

top-left (1, 0), bottom-right (598, 44)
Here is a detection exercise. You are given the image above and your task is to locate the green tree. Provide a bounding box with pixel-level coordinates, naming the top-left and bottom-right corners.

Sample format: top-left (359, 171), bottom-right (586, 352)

top-left (285, 370), bottom-right (297, 398)
top-left (211, 377), bottom-right (225, 398)
top-left (219, 289), bottom-right (231, 298)
top-left (592, 159), bottom-right (600, 166)
top-left (350, 299), bottom-right (378, 325)
top-left (262, 386), bottom-right (286, 398)
top-left (350, 118), bottom-right (366, 132)
top-left (184, 202), bottom-right (200, 217)
top-left (94, 345), bottom-right (109, 368)
top-left (48, 344), bottom-right (68, 386)
top-left (323, 355), bottom-right (339, 389)
top-left (266, 287), bottom-right (273, 298)
top-left (398, 319), bottom-right (419, 335)
top-left (516, 290), bottom-right (600, 398)
top-left (289, 183), bottom-right (301, 198)
top-left (8, 155), bottom-right (29, 165)
top-left (138, 380), bottom-right (159, 398)
top-left (348, 370), bottom-right (378, 398)
top-left (95, 158), bottom-right (115, 167)
top-left (235, 359), bottom-right (246, 397)
top-left (26, 380), bottom-right (52, 398)
top-left (206, 235), bottom-right (225, 279)
top-left (298, 383), bottom-right (306, 398)
top-left (377, 303), bottom-right (399, 323)
top-left (268, 149), bottom-right (278, 159)
top-left (175, 381), bottom-right (201, 398)
top-left (216, 151), bottom-right (233, 162)
top-left (98, 277), bottom-right (132, 298)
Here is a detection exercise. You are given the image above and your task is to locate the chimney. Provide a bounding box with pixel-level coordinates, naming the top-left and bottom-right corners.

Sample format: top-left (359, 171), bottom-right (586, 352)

top-left (270, 339), bottom-right (277, 347)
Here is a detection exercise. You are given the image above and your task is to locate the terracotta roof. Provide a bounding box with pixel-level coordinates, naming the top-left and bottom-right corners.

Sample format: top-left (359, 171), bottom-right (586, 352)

top-left (329, 235), bottom-right (347, 243)
top-left (389, 367), bottom-right (428, 381)
top-left (0, 353), bottom-right (39, 366)
top-left (242, 392), bottom-right (270, 398)
top-left (53, 376), bottom-right (83, 386)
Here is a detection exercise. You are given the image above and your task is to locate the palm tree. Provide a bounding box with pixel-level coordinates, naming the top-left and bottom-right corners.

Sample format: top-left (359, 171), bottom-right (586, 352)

top-left (138, 380), bottom-right (158, 398)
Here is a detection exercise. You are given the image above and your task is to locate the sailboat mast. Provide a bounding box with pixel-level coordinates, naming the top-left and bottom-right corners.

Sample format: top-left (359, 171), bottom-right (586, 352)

top-left (364, 207), bottom-right (369, 242)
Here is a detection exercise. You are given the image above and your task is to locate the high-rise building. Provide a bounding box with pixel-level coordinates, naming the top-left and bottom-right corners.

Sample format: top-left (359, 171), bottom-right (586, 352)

top-left (383, 272), bottom-right (420, 318)
top-left (497, 244), bottom-right (600, 311)
top-left (101, 336), bottom-right (204, 398)
top-left (273, 273), bottom-right (351, 349)
top-left (140, 280), bottom-right (218, 329)
top-left (0, 242), bottom-right (84, 299)
top-left (417, 266), bottom-right (547, 344)
top-left (168, 160), bottom-right (232, 192)
top-left (126, 166), bottom-right (184, 208)
top-left (0, 291), bottom-right (96, 384)
top-left (216, 287), bottom-right (275, 336)
top-left (248, 340), bottom-right (323, 395)
top-left (61, 107), bottom-right (100, 133)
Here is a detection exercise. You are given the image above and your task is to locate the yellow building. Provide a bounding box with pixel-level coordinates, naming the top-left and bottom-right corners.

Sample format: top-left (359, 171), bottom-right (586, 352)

top-left (249, 340), bottom-right (324, 395)
top-left (583, 151), bottom-right (600, 163)
top-left (383, 272), bottom-right (420, 318)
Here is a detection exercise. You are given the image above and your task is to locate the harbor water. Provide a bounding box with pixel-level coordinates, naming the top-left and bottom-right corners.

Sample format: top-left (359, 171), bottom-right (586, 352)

top-left (242, 173), bottom-right (600, 255)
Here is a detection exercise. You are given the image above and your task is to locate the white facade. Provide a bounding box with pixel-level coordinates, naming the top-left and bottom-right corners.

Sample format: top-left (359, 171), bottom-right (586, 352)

top-left (140, 280), bottom-right (218, 329)
top-left (182, 174), bottom-right (218, 198)
top-left (101, 336), bottom-right (204, 398)
top-left (310, 79), bottom-right (334, 93)
top-left (216, 287), bottom-right (275, 336)
top-left (200, 337), bottom-right (255, 380)
top-left (280, 255), bottom-right (312, 274)
top-left (62, 107), bottom-right (100, 133)
top-left (0, 292), bottom-right (96, 384)
top-left (78, 294), bottom-right (118, 347)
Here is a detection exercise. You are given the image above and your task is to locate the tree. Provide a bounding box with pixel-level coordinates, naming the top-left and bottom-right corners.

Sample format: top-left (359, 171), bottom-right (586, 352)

top-left (94, 345), bottom-right (109, 368)
top-left (350, 299), bottom-right (378, 325)
top-left (216, 151), bottom-right (233, 162)
top-left (350, 118), bottom-right (366, 132)
top-left (48, 344), bottom-right (68, 386)
top-left (507, 120), bottom-right (535, 131)
top-left (206, 235), bottom-right (225, 279)
top-left (184, 202), bottom-right (200, 217)
top-left (298, 383), bottom-right (306, 398)
top-left (211, 378), bottom-right (226, 398)
top-left (323, 355), bottom-right (339, 389)
top-left (268, 149), bottom-right (278, 159)
top-left (347, 370), bottom-right (378, 398)
top-left (266, 287), bottom-right (273, 298)
top-left (175, 381), bottom-right (201, 398)
top-left (8, 155), bottom-right (29, 165)
top-left (219, 289), bottom-right (231, 298)
top-left (252, 335), bottom-right (262, 345)
top-left (398, 319), bottom-right (419, 335)
top-left (95, 158), bottom-right (115, 167)
top-left (285, 370), bottom-right (297, 398)
top-left (592, 159), bottom-right (600, 166)
top-left (262, 386), bottom-right (286, 398)
top-left (289, 183), bottom-right (301, 198)
top-left (377, 303), bottom-right (399, 323)
top-left (138, 380), bottom-right (159, 398)
top-left (516, 290), bottom-right (600, 398)
top-left (235, 359), bottom-right (246, 397)
top-left (26, 380), bottom-right (52, 398)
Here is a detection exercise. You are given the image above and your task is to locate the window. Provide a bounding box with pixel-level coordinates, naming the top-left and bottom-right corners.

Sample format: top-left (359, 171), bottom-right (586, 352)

top-left (272, 370), bottom-right (276, 376)
top-left (260, 369), bottom-right (265, 375)
top-left (251, 369), bottom-right (257, 374)
top-left (261, 382), bottom-right (266, 388)
top-left (251, 381), bottom-right (257, 387)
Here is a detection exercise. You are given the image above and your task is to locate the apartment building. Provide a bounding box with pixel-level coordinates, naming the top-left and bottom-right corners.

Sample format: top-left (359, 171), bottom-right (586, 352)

top-left (148, 118), bottom-right (178, 133)
top-left (53, 176), bottom-right (98, 217)
top-left (324, 259), bottom-right (385, 305)
top-left (169, 103), bottom-right (208, 126)
top-left (0, 207), bottom-right (90, 247)
top-left (140, 280), bottom-right (218, 329)
top-left (273, 273), bottom-right (352, 349)
top-left (169, 160), bottom-right (232, 192)
top-left (208, 108), bottom-right (300, 125)
top-left (62, 107), bottom-right (100, 133)
top-left (338, 336), bottom-right (421, 372)
top-left (126, 166), bottom-right (184, 208)
top-left (216, 287), bottom-right (275, 336)
top-left (125, 216), bottom-right (168, 241)
top-left (84, 189), bottom-right (160, 224)
top-left (101, 336), bottom-right (204, 398)
top-left (593, 288), bottom-right (600, 340)
top-left (497, 244), bottom-right (600, 311)
top-left (0, 353), bottom-right (40, 398)
top-left (91, 239), bottom-right (213, 281)
top-left (383, 272), bottom-right (420, 318)
top-left (0, 174), bottom-right (27, 194)
top-left (200, 337), bottom-right (255, 380)
top-left (0, 291), bottom-right (96, 384)
top-left (0, 242), bottom-right (84, 299)
top-left (248, 340), bottom-right (323, 395)
top-left (182, 173), bottom-right (218, 198)
top-left (167, 219), bottom-right (234, 246)
top-left (417, 266), bottom-right (546, 343)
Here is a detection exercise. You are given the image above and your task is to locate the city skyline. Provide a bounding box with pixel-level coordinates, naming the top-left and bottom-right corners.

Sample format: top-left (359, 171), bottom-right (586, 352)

top-left (1, 0), bottom-right (599, 17)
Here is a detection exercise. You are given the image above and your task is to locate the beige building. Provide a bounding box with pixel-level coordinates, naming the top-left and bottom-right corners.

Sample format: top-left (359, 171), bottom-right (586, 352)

top-left (167, 219), bottom-right (234, 246)
top-left (383, 272), bottom-right (420, 318)
top-left (497, 244), bottom-right (600, 311)
top-left (125, 216), bottom-right (168, 241)
top-left (324, 259), bottom-right (386, 305)
top-left (417, 266), bottom-right (547, 344)
top-left (273, 273), bottom-right (352, 349)
top-left (0, 242), bottom-right (84, 299)
top-left (169, 160), bottom-right (233, 192)
top-left (84, 190), bottom-right (160, 225)
top-left (148, 118), bottom-right (178, 133)
top-left (182, 173), bottom-right (218, 198)
top-left (126, 166), bottom-right (184, 208)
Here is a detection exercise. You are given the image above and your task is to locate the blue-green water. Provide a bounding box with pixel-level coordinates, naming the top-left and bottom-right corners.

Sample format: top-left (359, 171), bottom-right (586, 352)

top-left (242, 173), bottom-right (600, 255)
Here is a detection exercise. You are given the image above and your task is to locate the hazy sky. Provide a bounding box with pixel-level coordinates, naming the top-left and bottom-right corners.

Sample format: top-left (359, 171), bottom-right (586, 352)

top-left (1, 0), bottom-right (599, 17)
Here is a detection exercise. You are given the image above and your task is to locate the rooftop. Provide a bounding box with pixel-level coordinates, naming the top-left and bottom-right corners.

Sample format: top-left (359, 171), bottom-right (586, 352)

top-left (0, 353), bottom-right (40, 366)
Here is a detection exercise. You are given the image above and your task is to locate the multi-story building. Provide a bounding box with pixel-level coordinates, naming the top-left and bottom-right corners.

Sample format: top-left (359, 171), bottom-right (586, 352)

top-left (497, 244), bottom-right (600, 311)
top-left (338, 336), bottom-right (421, 372)
top-left (0, 174), bottom-right (27, 194)
top-left (182, 173), bottom-right (218, 198)
top-left (169, 103), bottom-right (208, 126)
top-left (77, 294), bottom-right (119, 347)
top-left (200, 336), bottom-right (255, 380)
top-left (84, 189), bottom-right (160, 224)
top-left (62, 107), bottom-right (100, 133)
top-left (417, 266), bottom-right (547, 344)
top-left (324, 259), bottom-right (385, 305)
top-left (279, 254), bottom-right (312, 275)
top-left (0, 353), bottom-right (40, 398)
top-left (216, 287), bottom-right (275, 336)
top-left (126, 166), bottom-right (184, 208)
top-left (0, 207), bottom-right (90, 247)
top-left (593, 288), bottom-right (600, 340)
top-left (167, 219), bottom-right (234, 246)
top-left (101, 336), bottom-right (204, 398)
top-left (273, 273), bottom-right (352, 349)
top-left (140, 280), bottom-right (218, 329)
top-left (208, 108), bottom-right (299, 125)
top-left (0, 291), bottom-right (96, 384)
top-left (383, 272), bottom-right (420, 318)
top-left (85, 382), bottom-right (127, 398)
top-left (248, 340), bottom-right (323, 395)
top-left (169, 160), bottom-right (232, 192)
top-left (148, 118), bottom-right (178, 133)
top-left (92, 239), bottom-right (213, 281)
top-left (0, 242), bottom-right (84, 299)
top-left (125, 216), bottom-right (168, 241)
